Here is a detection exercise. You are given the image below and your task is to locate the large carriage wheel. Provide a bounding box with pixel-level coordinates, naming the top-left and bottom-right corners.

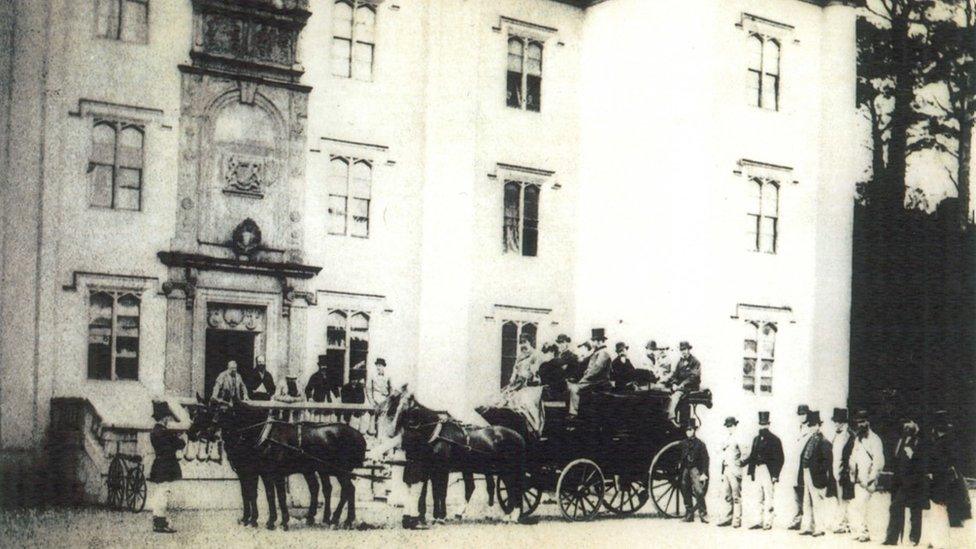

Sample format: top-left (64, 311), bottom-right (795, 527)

top-left (602, 474), bottom-right (649, 515)
top-left (496, 474), bottom-right (542, 517)
top-left (126, 466), bottom-right (147, 512)
top-left (106, 456), bottom-right (126, 510)
top-left (556, 459), bottom-right (605, 521)
top-left (649, 441), bottom-right (709, 519)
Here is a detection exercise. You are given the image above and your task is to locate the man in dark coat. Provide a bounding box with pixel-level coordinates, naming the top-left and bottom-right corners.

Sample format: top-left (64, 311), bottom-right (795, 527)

top-left (149, 400), bottom-right (185, 534)
top-left (798, 410), bottom-right (834, 537)
top-left (831, 407), bottom-right (855, 534)
top-left (883, 416), bottom-right (928, 546)
top-left (610, 341), bottom-right (636, 389)
top-left (678, 418), bottom-right (710, 523)
top-left (247, 355), bottom-right (276, 401)
top-left (926, 411), bottom-right (971, 549)
top-left (667, 341), bottom-right (701, 422)
top-left (538, 334), bottom-right (578, 398)
top-left (743, 411), bottom-right (784, 530)
top-left (789, 403), bottom-right (811, 530)
top-left (305, 357), bottom-right (339, 403)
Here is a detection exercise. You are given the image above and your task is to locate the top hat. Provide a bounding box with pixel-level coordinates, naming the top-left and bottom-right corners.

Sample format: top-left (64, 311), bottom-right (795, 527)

top-left (758, 411), bottom-right (770, 425)
top-left (932, 410), bottom-right (951, 429)
top-left (805, 410), bottom-right (822, 426)
top-left (684, 417), bottom-right (700, 430)
top-left (591, 328), bottom-right (606, 341)
top-left (375, 358), bottom-right (387, 366)
top-left (797, 404), bottom-right (810, 416)
top-left (152, 400), bottom-right (175, 422)
top-left (679, 341), bottom-right (692, 351)
top-left (853, 409), bottom-right (870, 422)
top-left (317, 354), bottom-right (329, 367)
top-left (556, 334), bottom-right (571, 343)
top-left (615, 342), bottom-right (628, 352)
top-left (724, 416), bottom-right (739, 427)
top-left (831, 408), bottom-right (848, 423)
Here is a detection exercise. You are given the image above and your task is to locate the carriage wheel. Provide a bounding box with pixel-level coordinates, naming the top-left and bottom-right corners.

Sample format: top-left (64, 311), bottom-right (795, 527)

top-left (496, 475), bottom-right (542, 517)
top-left (126, 466), bottom-right (147, 512)
top-left (105, 456), bottom-right (126, 510)
top-left (602, 474), bottom-right (649, 515)
top-left (556, 459), bottom-right (605, 521)
top-left (649, 441), bottom-right (709, 519)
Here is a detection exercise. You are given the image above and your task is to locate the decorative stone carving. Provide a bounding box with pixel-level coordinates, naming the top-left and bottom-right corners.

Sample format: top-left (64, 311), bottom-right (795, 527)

top-left (207, 304), bottom-right (266, 332)
top-left (222, 154), bottom-right (278, 197)
top-left (231, 218), bottom-right (263, 258)
top-left (162, 269), bottom-right (198, 310)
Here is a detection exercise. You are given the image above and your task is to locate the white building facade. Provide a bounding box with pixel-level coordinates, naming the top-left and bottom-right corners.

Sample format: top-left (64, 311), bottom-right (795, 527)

top-left (0, 0), bottom-right (862, 510)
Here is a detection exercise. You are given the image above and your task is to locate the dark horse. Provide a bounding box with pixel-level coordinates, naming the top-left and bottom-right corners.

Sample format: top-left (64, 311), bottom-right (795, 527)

top-left (377, 387), bottom-right (526, 522)
top-left (188, 401), bottom-right (366, 529)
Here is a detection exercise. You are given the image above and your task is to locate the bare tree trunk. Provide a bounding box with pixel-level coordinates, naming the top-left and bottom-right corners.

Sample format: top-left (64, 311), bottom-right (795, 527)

top-left (959, 105), bottom-right (972, 226)
top-left (885, 15), bottom-right (913, 215)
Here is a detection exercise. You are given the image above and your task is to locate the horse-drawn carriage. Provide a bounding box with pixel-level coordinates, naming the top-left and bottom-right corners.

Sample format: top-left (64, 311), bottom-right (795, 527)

top-left (480, 387), bottom-right (712, 521)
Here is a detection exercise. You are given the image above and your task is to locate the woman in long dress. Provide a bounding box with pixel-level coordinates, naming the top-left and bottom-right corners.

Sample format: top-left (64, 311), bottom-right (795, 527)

top-left (491, 336), bottom-right (546, 435)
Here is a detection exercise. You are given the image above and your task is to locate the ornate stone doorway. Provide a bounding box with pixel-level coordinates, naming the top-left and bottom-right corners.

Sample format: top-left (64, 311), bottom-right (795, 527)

top-left (202, 303), bottom-right (266, 398)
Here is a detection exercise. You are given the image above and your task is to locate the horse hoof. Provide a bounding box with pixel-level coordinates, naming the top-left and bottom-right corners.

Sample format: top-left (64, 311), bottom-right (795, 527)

top-left (249, 520), bottom-right (259, 528)
top-left (306, 517), bottom-right (315, 526)
top-left (282, 523), bottom-right (289, 531)
top-left (266, 523), bottom-right (275, 531)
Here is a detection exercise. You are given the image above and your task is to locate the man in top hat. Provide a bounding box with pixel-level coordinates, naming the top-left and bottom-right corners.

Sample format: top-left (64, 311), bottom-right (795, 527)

top-left (247, 355), bottom-right (276, 401)
top-left (367, 358), bottom-right (393, 408)
top-left (610, 341), bottom-right (636, 389)
top-left (849, 410), bottom-right (885, 542)
top-left (641, 340), bottom-right (672, 386)
top-left (831, 407), bottom-right (856, 534)
top-left (211, 360), bottom-right (248, 405)
top-left (567, 328), bottom-right (612, 416)
top-left (743, 411), bottom-right (784, 530)
top-left (789, 403), bottom-right (812, 530)
top-left (926, 410), bottom-right (972, 549)
top-left (149, 400), bottom-right (184, 534)
top-left (798, 410), bottom-right (835, 537)
top-left (883, 415), bottom-right (928, 546)
top-left (678, 417), bottom-right (710, 523)
top-left (717, 416), bottom-right (745, 528)
top-left (667, 341), bottom-right (701, 423)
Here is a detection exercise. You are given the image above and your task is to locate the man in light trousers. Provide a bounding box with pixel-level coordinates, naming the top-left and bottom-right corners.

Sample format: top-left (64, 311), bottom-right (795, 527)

top-left (849, 410), bottom-right (885, 542)
top-left (831, 407), bottom-right (855, 533)
top-left (799, 410), bottom-right (835, 537)
top-left (789, 404), bottom-right (811, 530)
top-left (743, 411), bottom-right (784, 530)
top-left (717, 416), bottom-right (744, 528)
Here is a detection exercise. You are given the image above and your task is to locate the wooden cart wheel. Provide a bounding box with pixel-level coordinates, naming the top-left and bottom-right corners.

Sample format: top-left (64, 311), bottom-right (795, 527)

top-left (602, 474), bottom-right (649, 515)
top-left (106, 456), bottom-right (126, 510)
top-left (649, 441), bottom-right (709, 519)
top-left (496, 474), bottom-right (542, 517)
top-left (556, 459), bottom-right (605, 521)
top-left (126, 466), bottom-right (147, 512)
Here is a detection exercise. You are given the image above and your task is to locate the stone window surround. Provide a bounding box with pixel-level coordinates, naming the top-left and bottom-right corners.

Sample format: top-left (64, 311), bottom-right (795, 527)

top-left (731, 303), bottom-right (794, 397)
top-left (737, 13), bottom-right (797, 114)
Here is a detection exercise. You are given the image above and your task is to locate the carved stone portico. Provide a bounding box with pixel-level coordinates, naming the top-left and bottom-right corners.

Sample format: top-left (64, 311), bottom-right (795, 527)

top-left (161, 0), bottom-right (318, 397)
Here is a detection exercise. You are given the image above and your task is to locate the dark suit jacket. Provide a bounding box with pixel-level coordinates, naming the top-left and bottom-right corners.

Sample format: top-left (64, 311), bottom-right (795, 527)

top-left (891, 435), bottom-right (929, 509)
top-left (671, 355), bottom-right (701, 391)
top-left (745, 429), bottom-right (785, 481)
top-left (305, 369), bottom-right (338, 402)
top-left (149, 423), bottom-right (185, 483)
top-left (610, 356), bottom-right (636, 386)
top-left (799, 432), bottom-right (836, 496)
top-left (578, 347), bottom-right (611, 388)
top-left (678, 436), bottom-right (710, 473)
top-left (247, 370), bottom-right (276, 400)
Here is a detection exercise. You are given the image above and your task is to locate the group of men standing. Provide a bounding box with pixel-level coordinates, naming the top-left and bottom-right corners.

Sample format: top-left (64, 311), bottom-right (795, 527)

top-left (674, 406), bottom-right (970, 548)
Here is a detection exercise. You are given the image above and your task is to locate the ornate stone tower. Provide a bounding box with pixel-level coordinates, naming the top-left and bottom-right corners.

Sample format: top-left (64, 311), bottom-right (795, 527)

top-left (159, 0), bottom-right (319, 397)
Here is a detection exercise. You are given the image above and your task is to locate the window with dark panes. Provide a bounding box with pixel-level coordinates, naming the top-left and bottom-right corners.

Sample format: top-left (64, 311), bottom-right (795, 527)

top-left (506, 36), bottom-right (543, 112)
top-left (332, 0), bottom-right (375, 81)
top-left (745, 177), bottom-right (779, 253)
top-left (747, 34), bottom-right (780, 111)
top-left (326, 309), bottom-right (370, 385)
top-left (328, 156), bottom-right (372, 237)
top-left (88, 290), bottom-right (140, 380)
top-left (500, 320), bottom-right (537, 388)
top-left (88, 120), bottom-right (144, 211)
top-left (502, 181), bottom-right (540, 257)
top-left (95, 0), bottom-right (148, 43)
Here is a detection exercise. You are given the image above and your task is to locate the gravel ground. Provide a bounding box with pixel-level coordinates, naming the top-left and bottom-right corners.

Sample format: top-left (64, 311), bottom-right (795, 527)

top-left (2, 494), bottom-right (974, 549)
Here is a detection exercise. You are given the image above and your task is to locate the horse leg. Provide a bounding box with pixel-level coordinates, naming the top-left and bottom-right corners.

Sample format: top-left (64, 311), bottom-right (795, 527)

top-left (261, 475), bottom-right (277, 530)
top-left (432, 471), bottom-right (448, 523)
top-left (418, 479), bottom-right (428, 523)
top-left (238, 477), bottom-right (251, 525)
top-left (337, 473), bottom-right (356, 528)
top-left (246, 475), bottom-right (260, 527)
top-left (486, 474), bottom-right (496, 508)
top-left (456, 472), bottom-right (475, 520)
top-left (274, 477), bottom-right (289, 530)
top-left (303, 472), bottom-right (319, 525)
top-left (319, 473), bottom-right (333, 524)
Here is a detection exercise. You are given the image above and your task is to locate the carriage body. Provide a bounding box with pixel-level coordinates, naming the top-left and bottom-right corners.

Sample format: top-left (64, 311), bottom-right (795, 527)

top-left (483, 387), bottom-right (712, 521)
